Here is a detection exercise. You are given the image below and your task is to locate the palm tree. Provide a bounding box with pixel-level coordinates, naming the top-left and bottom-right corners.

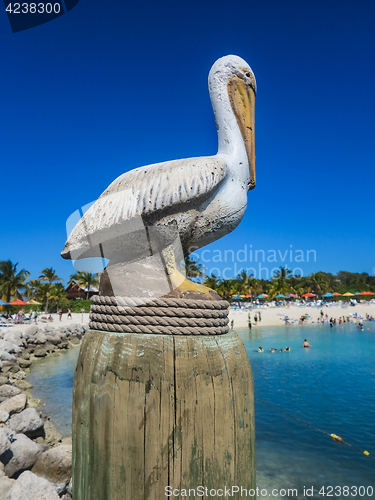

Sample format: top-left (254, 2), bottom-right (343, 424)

top-left (39, 267), bottom-right (63, 284)
top-left (183, 256), bottom-right (205, 282)
top-left (203, 273), bottom-right (220, 290)
top-left (306, 272), bottom-right (330, 297)
top-left (0, 260), bottom-right (30, 303)
top-left (26, 279), bottom-right (43, 301)
top-left (267, 266), bottom-right (294, 298)
top-left (69, 272), bottom-right (99, 299)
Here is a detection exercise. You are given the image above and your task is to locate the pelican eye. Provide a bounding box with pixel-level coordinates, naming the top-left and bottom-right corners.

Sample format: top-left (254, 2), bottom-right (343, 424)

top-left (246, 72), bottom-right (251, 77)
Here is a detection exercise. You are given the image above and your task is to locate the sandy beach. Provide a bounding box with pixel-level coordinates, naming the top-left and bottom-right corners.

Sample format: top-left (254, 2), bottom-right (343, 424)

top-left (0, 312), bottom-right (90, 336)
top-left (3, 304), bottom-right (375, 334)
top-left (228, 302), bottom-right (375, 328)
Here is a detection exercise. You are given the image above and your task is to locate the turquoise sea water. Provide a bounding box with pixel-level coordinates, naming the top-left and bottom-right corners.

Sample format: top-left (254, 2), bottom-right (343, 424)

top-left (238, 323), bottom-right (375, 498)
top-left (28, 324), bottom-right (375, 497)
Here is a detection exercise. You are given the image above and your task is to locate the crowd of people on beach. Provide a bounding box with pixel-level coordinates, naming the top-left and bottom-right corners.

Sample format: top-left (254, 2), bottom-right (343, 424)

top-left (1, 308), bottom-right (73, 325)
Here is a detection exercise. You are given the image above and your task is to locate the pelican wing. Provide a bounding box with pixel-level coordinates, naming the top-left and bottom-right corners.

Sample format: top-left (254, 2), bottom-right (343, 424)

top-left (62, 156), bottom-right (226, 259)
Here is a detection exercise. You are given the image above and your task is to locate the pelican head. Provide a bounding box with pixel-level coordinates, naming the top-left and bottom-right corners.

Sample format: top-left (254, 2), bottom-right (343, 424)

top-left (208, 55), bottom-right (256, 190)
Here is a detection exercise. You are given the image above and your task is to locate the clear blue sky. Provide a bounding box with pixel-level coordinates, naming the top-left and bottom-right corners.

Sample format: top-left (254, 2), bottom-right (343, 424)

top-left (1, 0), bottom-right (374, 283)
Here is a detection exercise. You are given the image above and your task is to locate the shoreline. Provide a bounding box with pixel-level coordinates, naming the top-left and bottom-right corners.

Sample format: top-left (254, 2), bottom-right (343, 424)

top-left (0, 317), bottom-right (87, 498)
top-left (228, 302), bottom-right (375, 328)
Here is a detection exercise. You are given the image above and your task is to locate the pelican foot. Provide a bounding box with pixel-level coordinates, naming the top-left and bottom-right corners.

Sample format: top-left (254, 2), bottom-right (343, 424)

top-left (177, 278), bottom-right (217, 298)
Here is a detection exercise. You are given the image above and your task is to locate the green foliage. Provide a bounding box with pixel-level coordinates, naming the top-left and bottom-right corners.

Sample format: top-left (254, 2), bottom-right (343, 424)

top-left (68, 272), bottom-right (99, 299)
top-left (2, 257), bottom-right (375, 308)
top-left (183, 256), bottom-right (205, 282)
top-left (0, 260), bottom-right (30, 303)
top-left (68, 299), bottom-right (91, 313)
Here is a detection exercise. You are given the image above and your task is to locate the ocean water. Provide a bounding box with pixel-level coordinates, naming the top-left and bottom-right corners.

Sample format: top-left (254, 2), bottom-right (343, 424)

top-left (27, 346), bottom-right (80, 437)
top-left (28, 324), bottom-right (375, 497)
top-left (238, 323), bottom-right (375, 498)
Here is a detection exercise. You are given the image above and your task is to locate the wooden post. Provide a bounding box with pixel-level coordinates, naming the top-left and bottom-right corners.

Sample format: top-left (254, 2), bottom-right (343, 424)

top-left (72, 330), bottom-right (255, 500)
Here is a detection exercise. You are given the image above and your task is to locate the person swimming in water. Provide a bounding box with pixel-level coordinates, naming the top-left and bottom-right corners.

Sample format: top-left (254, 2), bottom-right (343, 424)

top-left (258, 347), bottom-right (264, 352)
top-left (303, 339), bottom-right (311, 347)
top-left (285, 347), bottom-right (290, 351)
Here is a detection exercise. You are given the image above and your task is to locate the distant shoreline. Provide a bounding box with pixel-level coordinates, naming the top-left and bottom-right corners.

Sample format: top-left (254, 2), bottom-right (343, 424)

top-left (228, 302), bottom-right (375, 328)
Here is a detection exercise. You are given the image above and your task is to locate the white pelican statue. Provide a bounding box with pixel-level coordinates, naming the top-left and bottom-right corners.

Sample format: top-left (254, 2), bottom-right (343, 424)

top-left (62, 55), bottom-right (256, 298)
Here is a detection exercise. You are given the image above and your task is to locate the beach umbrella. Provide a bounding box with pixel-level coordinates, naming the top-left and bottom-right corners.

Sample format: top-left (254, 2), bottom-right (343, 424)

top-left (354, 292), bottom-right (361, 296)
top-left (256, 294), bottom-right (266, 299)
top-left (27, 299), bottom-right (42, 305)
top-left (231, 295), bottom-right (242, 299)
top-left (322, 293), bottom-right (334, 298)
top-left (360, 291), bottom-right (375, 295)
top-left (9, 300), bottom-right (28, 305)
top-left (0, 300), bottom-right (10, 305)
top-left (302, 293), bottom-right (316, 298)
top-left (245, 294), bottom-right (253, 298)
top-left (333, 293), bottom-right (341, 296)
top-left (342, 292), bottom-right (354, 297)
top-left (275, 294), bottom-right (285, 298)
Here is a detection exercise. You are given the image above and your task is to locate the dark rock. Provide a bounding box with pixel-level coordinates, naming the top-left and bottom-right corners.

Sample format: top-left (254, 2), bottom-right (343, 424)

top-left (17, 359), bottom-right (31, 369)
top-left (44, 335), bottom-right (61, 345)
top-left (0, 410), bottom-right (9, 424)
top-left (0, 354), bottom-right (17, 364)
top-left (33, 346), bottom-right (48, 358)
top-left (44, 343), bottom-right (56, 353)
top-left (14, 380), bottom-right (33, 391)
top-left (9, 408), bottom-right (44, 436)
top-left (1, 362), bottom-right (20, 374)
top-left (31, 445), bottom-right (72, 484)
top-left (0, 428), bottom-right (15, 455)
top-left (20, 350), bottom-right (30, 360)
top-left (0, 386), bottom-right (21, 399)
top-left (8, 371), bottom-right (26, 382)
top-left (3, 433), bottom-right (44, 478)
top-left (57, 340), bottom-right (69, 350)
top-left (42, 421), bottom-right (62, 447)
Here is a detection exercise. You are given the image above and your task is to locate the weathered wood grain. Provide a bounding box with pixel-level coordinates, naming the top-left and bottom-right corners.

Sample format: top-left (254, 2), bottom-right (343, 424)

top-left (72, 330), bottom-right (255, 500)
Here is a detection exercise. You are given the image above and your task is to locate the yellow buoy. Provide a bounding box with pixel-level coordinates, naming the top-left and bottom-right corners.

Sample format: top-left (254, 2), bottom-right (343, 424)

top-left (330, 434), bottom-right (342, 442)
top-left (364, 451), bottom-right (370, 456)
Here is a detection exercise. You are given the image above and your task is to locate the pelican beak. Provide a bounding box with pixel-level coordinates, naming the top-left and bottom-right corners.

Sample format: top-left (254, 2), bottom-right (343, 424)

top-left (228, 75), bottom-right (256, 190)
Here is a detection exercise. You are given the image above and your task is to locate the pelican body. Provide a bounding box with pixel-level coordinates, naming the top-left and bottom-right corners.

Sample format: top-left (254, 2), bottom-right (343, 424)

top-left (62, 55), bottom-right (256, 297)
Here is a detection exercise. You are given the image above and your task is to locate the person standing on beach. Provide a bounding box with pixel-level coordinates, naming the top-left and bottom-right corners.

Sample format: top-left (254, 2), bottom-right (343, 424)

top-left (258, 312), bottom-right (261, 322)
top-left (58, 309), bottom-right (62, 322)
top-left (230, 319), bottom-right (234, 330)
top-left (67, 308), bottom-right (72, 319)
top-left (254, 314), bottom-right (258, 325)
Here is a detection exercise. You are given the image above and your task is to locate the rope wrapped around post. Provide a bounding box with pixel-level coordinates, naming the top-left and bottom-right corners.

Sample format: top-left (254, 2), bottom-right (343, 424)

top-left (89, 295), bottom-right (230, 335)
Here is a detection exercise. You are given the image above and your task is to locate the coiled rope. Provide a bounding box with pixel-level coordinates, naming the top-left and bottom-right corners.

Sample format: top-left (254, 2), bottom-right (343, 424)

top-left (89, 296), bottom-right (230, 335)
